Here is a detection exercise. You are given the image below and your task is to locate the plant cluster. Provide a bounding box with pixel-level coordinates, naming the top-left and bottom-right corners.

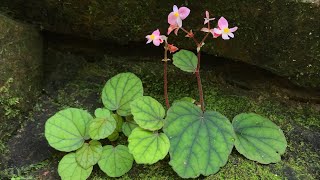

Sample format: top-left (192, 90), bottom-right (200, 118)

top-left (44, 5), bottom-right (287, 179)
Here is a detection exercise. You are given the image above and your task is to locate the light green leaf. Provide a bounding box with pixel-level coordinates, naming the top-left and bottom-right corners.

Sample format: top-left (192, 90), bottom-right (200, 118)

top-left (128, 127), bottom-right (170, 164)
top-left (233, 113), bottom-right (287, 164)
top-left (45, 108), bottom-right (93, 152)
top-left (108, 131), bottom-right (119, 141)
top-left (172, 50), bottom-right (198, 72)
top-left (130, 96), bottom-right (165, 131)
top-left (172, 97), bottom-right (196, 106)
top-left (122, 121), bottom-right (139, 137)
top-left (112, 113), bottom-right (123, 132)
top-left (164, 102), bottom-right (235, 178)
top-left (58, 153), bottom-right (93, 180)
top-left (89, 110), bottom-right (116, 140)
top-left (98, 145), bottom-right (134, 177)
top-left (102, 73), bottom-right (143, 116)
top-left (75, 140), bottom-right (103, 169)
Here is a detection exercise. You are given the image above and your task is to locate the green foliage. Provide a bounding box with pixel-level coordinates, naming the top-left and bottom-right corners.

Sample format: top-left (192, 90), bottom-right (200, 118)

top-left (89, 108), bottom-right (116, 140)
top-left (45, 108), bottom-right (93, 152)
top-left (101, 72), bottom-right (143, 116)
top-left (233, 113), bottom-right (287, 164)
top-left (164, 101), bottom-right (236, 178)
top-left (75, 140), bottom-right (103, 169)
top-left (122, 120), bottom-right (139, 137)
top-left (130, 96), bottom-right (165, 131)
top-left (98, 145), bottom-right (134, 177)
top-left (0, 78), bottom-right (21, 118)
top-left (128, 127), bottom-right (170, 164)
top-left (58, 153), bottom-right (93, 180)
top-left (172, 50), bottom-right (198, 72)
top-left (172, 96), bottom-right (196, 106)
top-left (112, 113), bottom-right (124, 132)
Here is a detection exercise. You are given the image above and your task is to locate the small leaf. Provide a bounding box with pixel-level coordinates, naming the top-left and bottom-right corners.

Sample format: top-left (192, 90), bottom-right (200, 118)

top-left (45, 108), bottom-right (93, 152)
top-left (102, 73), bottom-right (143, 116)
top-left (108, 131), bottom-right (119, 141)
top-left (89, 110), bottom-right (116, 140)
top-left (172, 50), bottom-right (198, 72)
top-left (233, 113), bottom-right (287, 164)
top-left (58, 153), bottom-right (93, 180)
top-left (128, 127), bottom-right (170, 164)
top-left (130, 96), bottom-right (165, 131)
top-left (112, 114), bottom-right (124, 132)
top-left (98, 145), bottom-right (134, 177)
top-left (75, 140), bottom-right (103, 169)
top-left (122, 121), bottom-right (139, 137)
top-left (173, 97), bottom-right (196, 106)
top-left (164, 102), bottom-right (235, 178)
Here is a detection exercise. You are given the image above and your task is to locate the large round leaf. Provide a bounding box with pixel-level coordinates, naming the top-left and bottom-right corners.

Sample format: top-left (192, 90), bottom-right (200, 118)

top-left (232, 113), bottom-right (287, 164)
top-left (163, 102), bottom-right (235, 178)
top-left (172, 50), bottom-right (198, 73)
top-left (76, 140), bottom-right (103, 169)
top-left (98, 145), bottom-right (134, 177)
top-left (45, 108), bottom-right (93, 152)
top-left (130, 96), bottom-right (165, 131)
top-left (58, 153), bottom-right (93, 180)
top-left (128, 127), bottom-right (170, 164)
top-left (102, 73), bottom-right (143, 116)
top-left (89, 109), bottom-right (116, 140)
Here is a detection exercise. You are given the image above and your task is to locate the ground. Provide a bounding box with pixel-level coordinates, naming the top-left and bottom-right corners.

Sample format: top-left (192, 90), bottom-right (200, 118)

top-left (0, 35), bottom-right (319, 180)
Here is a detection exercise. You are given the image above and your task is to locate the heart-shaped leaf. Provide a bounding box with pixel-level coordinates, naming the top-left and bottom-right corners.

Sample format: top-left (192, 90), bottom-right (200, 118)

top-left (89, 109), bottom-right (116, 140)
top-left (58, 153), bottom-right (93, 180)
top-left (232, 113), bottom-right (287, 164)
top-left (102, 73), bottom-right (143, 116)
top-left (130, 96), bottom-right (165, 131)
top-left (172, 50), bottom-right (198, 72)
top-left (45, 108), bottom-right (93, 152)
top-left (122, 120), bottom-right (139, 137)
top-left (164, 102), bottom-right (235, 178)
top-left (172, 97), bottom-right (196, 106)
top-left (128, 127), bottom-right (170, 164)
top-left (76, 140), bottom-right (103, 169)
top-left (98, 145), bottom-right (134, 177)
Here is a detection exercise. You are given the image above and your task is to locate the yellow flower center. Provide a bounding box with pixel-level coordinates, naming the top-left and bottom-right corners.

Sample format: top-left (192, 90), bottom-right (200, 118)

top-left (150, 34), bottom-right (155, 40)
top-left (223, 28), bottom-right (230, 33)
top-left (174, 12), bottom-right (179, 17)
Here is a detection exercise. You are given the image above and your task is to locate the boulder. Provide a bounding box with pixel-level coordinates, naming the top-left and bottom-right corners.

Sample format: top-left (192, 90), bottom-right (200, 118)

top-left (0, 0), bottom-right (319, 88)
top-left (0, 14), bottom-right (43, 140)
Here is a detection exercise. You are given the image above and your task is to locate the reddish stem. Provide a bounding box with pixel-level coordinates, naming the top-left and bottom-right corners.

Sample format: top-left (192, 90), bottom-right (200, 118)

top-left (196, 52), bottom-right (205, 111)
top-left (163, 43), bottom-right (170, 109)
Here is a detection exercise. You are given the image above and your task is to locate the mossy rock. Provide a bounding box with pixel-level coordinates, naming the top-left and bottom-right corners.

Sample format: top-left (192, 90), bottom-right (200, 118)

top-left (0, 14), bottom-right (43, 140)
top-left (1, 0), bottom-right (320, 88)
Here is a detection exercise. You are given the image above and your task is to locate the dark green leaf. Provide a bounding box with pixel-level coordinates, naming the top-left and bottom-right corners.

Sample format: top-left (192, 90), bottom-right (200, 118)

top-left (172, 50), bottom-right (198, 72)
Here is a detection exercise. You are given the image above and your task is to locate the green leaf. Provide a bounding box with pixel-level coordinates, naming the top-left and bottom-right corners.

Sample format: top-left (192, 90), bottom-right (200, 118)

top-left (98, 145), bottom-right (134, 177)
top-left (112, 113), bottom-right (123, 132)
top-left (89, 109), bottom-right (116, 140)
top-left (58, 153), bottom-right (93, 180)
top-left (173, 97), bottom-right (196, 106)
top-left (172, 50), bottom-right (198, 72)
top-left (122, 121), bottom-right (139, 137)
top-left (45, 108), bottom-right (93, 152)
top-left (102, 73), bottom-right (143, 116)
top-left (164, 102), bottom-right (235, 178)
top-left (75, 140), bottom-right (103, 169)
top-left (232, 113), bottom-right (287, 164)
top-left (108, 131), bottom-right (119, 141)
top-left (130, 96), bottom-right (165, 131)
top-left (128, 127), bottom-right (170, 164)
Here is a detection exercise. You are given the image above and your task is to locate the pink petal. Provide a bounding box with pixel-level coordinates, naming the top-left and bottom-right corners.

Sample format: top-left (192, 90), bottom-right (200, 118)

top-left (146, 39), bottom-right (152, 44)
top-left (222, 34), bottom-right (230, 40)
top-left (218, 17), bottom-right (228, 29)
top-left (210, 29), bottom-right (221, 38)
top-left (173, 5), bottom-right (178, 12)
top-left (213, 28), bottom-right (222, 34)
top-left (204, 19), bottom-right (209, 25)
top-left (145, 35), bottom-right (150, 39)
top-left (230, 26), bottom-right (238, 33)
top-left (228, 33), bottom-right (234, 38)
top-left (153, 29), bottom-right (160, 36)
top-left (205, 11), bottom-right (209, 18)
top-left (174, 28), bottom-right (179, 35)
top-left (153, 39), bottom-right (161, 46)
top-left (201, 28), bottom-right (210, 32)
top-left (178, 7), bottom-right (190, 20)
top-left (168, 12), bottom-right (177, 25)
top-left (176, 18), bottom-right (182, 27)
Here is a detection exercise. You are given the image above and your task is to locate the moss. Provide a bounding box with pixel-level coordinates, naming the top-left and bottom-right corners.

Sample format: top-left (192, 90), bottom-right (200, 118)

top-left (0, 78), bottom-right (21, 119)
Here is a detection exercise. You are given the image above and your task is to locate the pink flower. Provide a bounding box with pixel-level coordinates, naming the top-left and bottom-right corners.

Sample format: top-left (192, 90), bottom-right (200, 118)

top-left (204, 11), bottom-right (215, 25)
top-left (167, 44), bottom-right (179, 53)
top-left (167, 24), bottom-right (180, 35)
top-left (146, 29), bottom-right (164, 46)
top-left (213, 17), bottom-right (238, 40)
top-left (168, 5), bottom-right (190, 27)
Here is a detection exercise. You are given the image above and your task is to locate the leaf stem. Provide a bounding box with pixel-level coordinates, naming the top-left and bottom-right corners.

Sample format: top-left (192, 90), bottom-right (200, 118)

top-left (163, 42), bottom-right (170, 109)
top-left (195, 52), bottom-right (205, 111)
